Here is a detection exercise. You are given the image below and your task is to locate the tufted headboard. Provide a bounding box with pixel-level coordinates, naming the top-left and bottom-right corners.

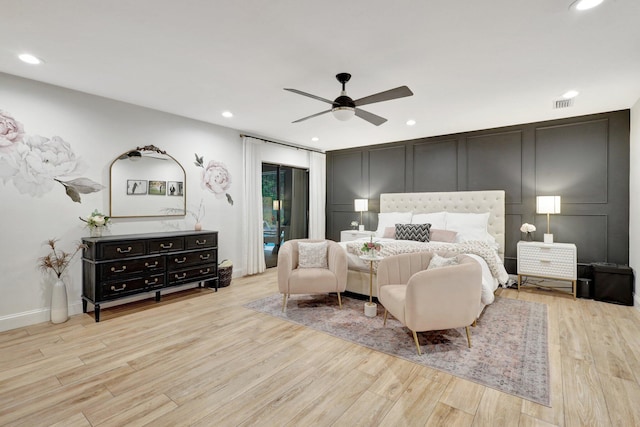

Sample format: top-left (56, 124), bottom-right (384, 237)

top-left (380, 190), bottom-right (506, 261)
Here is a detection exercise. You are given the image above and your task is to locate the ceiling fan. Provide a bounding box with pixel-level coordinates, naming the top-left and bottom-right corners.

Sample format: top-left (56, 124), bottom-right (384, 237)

top-left (285, 73), bottom-right (413, 126)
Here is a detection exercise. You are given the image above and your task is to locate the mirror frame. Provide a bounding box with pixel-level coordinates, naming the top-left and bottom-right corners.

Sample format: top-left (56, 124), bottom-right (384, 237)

top-left (109, 144), bottom-right (187, 218)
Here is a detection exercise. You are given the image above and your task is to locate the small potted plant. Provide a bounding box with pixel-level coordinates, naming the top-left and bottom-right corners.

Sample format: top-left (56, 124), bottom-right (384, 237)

top-left (80, 209), bottom-right (110, 237)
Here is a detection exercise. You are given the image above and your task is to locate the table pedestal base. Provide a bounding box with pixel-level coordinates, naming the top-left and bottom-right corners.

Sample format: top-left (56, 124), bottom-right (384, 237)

top-left (364, 302), bottom-right (377, 317)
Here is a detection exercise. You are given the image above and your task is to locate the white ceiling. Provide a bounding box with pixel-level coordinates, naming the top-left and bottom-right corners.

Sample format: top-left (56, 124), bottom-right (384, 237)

top-left (2, 1), bottom-right (639, 152)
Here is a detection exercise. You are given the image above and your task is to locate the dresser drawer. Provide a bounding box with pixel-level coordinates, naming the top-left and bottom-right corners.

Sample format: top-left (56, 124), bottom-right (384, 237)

top-left (167, 249), bottom-right (216, 269)
top-left (101, 273), bottom-right (165, 299)
top-left (149, 237), bottom-right (185, 253)
top-left (186, 233), bottom-right (217, 250)
top-left (518, 258), bottom-right (576, 280)
top-left (518, 245), bottom-right (575, 264)
top-left (100, 241), bottom-right (146, 259)
top-left (168, 263), bottom-right (217, 286)
top-left (100, 256), bottom-right (165, 280)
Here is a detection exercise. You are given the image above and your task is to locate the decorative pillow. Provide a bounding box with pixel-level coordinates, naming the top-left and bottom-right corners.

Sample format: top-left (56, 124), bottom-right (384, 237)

top-left (445, 212), bottom-right (494, 244)
top-left (429, 228), bottom-right (458, 243)
top-left (411, 212), bottom-right (446, 229)
top-left (394, 223), bottom-right (430, 242)
top-left (375, 211), bottom-right (413, 237)
top-left (427, 254), bottom-right (459, 270)
top-left (297, 241), bottom-right (328, 268)
top-left (382, 226), bottom-right (396, 239)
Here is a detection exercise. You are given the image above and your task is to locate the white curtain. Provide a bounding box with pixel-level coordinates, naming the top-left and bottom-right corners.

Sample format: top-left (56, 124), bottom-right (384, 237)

top-left (242, 137), bottom-right (266, 275)
top-left (308, 151), bottom-right (326, 239)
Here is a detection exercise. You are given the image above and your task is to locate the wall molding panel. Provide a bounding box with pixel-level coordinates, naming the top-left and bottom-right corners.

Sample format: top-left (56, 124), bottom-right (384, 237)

top-left (326, 110), bottom-right (630, 270)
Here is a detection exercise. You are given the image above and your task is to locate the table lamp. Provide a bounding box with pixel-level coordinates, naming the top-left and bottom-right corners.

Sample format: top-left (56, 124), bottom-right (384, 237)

top-left (536, 196), bottom-right (561, 243)
top-left (354, 199), bottom-right (368, 231)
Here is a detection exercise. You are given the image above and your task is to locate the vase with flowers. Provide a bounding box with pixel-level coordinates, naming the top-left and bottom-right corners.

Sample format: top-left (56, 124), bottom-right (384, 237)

top-left (80, 209), bottom-right (110, 237)
top-left (350, 220), bottom-right (359, 230)
top-left (361, 237), bottom-right (382, 255)
top-left (520, 223), bottom-right (536, 241)
top-left (38, 239), bottom-right (87, 323)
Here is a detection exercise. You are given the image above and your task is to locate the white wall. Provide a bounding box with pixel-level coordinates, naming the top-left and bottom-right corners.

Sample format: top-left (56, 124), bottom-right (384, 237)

top-left (0, 73), bottom-right (247, 331)
top-left (629, 97), bottom-right (640, 309)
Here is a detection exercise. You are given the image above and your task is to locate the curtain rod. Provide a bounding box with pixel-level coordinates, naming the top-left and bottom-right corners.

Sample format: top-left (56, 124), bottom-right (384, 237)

top-left (240, 133), bottom-right (324, 154)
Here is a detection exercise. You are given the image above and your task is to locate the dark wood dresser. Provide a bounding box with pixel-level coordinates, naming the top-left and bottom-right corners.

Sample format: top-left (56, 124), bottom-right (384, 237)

top-left (82, 230), bottom-right (218, 322)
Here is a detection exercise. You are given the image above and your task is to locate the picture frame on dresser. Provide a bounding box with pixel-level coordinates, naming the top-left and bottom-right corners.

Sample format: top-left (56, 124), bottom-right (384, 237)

top-left (82, 230), bottom-right (219, 322)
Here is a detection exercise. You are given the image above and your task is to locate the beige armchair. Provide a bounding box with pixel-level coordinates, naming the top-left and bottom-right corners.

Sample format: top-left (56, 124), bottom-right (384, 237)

top-left (376, 252), bottom-right (482, 355)
top-left (277, 239), bottom-right (348, 312)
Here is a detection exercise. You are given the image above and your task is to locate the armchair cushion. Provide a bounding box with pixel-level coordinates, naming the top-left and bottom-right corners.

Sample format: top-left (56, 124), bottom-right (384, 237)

top-left (298, 241), bottom-right (328, 268)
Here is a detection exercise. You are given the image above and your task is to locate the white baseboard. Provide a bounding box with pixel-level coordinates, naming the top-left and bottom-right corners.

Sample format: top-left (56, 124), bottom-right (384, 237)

top-left (1, 272), bottom-right (247, 333)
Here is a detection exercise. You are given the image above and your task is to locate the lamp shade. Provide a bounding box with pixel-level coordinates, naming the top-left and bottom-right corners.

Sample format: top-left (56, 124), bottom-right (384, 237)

top-left (536, 196), bottom-right (561, 214)
top-left (354, 199), bottom-right (368, 212)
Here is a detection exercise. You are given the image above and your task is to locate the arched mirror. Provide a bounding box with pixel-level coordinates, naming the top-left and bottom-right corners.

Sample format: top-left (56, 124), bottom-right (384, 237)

top-left (109, 145), bottom-right (186, 218)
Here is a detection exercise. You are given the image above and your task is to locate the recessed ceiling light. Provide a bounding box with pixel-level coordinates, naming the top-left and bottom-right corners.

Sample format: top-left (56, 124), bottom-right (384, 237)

top-left (311, 137), bottom-right (319, 142)
top-left (406, 119), bottom-right (416, 126)
top-left (18, 53), bottom-right (43, 65)
top-left (562, 90), bottom-right (579, 99)
top-left (570, 0), bottom-right (604, 11)
top-left (221, 111), bottom-right (233, 118)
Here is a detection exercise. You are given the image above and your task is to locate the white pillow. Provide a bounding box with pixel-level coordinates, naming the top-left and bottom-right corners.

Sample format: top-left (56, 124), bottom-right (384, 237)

top-left (375, 211), bottom-right (413, 237)
top-left (411, 212), bottom-right (446, 229)
top-left (298, 241), bottom-right (328, 268)
top-left (427, 254), bottom-right (459, 270)
top-left (445, 212), bottom-right (495, 244)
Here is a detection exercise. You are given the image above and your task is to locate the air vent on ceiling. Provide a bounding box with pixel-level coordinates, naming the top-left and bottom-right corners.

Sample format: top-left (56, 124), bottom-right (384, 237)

top-left (553, 98), bottom-right (574, 109)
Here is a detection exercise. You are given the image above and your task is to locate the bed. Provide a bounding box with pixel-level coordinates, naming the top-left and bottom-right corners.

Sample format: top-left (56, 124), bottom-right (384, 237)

top-left (339, 190), bottom-right (508, 310)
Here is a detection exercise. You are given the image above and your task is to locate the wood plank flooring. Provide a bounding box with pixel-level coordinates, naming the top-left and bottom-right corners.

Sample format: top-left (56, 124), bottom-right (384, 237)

top-left (1, 269), bottom-right (639, 426)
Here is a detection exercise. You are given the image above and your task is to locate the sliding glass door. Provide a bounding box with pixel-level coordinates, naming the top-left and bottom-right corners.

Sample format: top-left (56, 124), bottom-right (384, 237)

top-left (262, 164), bottom-right (309, 268)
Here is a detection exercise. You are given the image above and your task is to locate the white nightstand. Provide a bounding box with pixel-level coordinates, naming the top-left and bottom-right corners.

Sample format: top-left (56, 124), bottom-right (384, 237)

top-left (340, 230), bottom-right (376, 242)
top-left (517, 241), bottom-right (577, 299)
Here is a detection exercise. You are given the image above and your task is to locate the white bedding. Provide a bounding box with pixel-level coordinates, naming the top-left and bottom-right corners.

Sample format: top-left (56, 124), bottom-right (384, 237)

top-left (338, 237), bottom-right (508, 305)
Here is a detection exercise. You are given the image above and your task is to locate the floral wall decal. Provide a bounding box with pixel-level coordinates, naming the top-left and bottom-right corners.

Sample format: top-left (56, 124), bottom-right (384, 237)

top-left (195, 153), bottom-right (233, 205)
top-left (0, 110), bottom-right (104, 203)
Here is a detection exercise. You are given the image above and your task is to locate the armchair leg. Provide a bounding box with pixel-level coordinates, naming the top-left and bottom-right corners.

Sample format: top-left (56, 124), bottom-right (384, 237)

top-left (412, 330), bottom-right (422, 355)
top-left (383, 309), bottom-right (388, 326)
top-left (466, 325), bottom-right (472, 348)
top-left (281, 294), bottom-right (288, 312)
top-left (337, 292), bottom-right (342, 309)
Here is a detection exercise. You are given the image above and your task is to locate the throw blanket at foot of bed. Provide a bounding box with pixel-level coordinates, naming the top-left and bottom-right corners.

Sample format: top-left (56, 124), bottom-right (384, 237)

top-left (345, 240), bottom-right (509, 285)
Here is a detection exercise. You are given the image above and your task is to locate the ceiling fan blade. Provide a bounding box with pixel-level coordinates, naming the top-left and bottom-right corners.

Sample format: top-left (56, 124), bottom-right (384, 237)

top-left (355, 108), bottom-right (387, 126)
top-left (284, 88), bottom-right (334, 105)
top-left (354, 86), bottom-right (413, 107)
top-left (292, 109), bottom-right (332, 123)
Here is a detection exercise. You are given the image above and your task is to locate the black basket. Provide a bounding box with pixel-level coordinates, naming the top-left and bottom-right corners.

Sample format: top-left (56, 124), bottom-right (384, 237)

top-left (218, 265), bottom-right (232, 287)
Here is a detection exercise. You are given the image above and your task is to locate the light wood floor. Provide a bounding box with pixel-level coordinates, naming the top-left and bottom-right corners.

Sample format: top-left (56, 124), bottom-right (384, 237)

top-left (1, 269), bottom-right (640, 427)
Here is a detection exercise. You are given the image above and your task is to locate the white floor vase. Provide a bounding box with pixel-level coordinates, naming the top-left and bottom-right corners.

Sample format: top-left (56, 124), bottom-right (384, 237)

top-left (51, 278), bottom-right (69, 324)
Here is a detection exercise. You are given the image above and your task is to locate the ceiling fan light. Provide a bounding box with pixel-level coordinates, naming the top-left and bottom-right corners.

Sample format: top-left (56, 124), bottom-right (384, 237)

top-left (332, 106), bottom-right (355, 121)
top-left (570, 0), bottom-right (604, 10)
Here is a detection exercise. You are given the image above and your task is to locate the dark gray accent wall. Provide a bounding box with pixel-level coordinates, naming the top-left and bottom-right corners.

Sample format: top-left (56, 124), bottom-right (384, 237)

top-left (326, 110), bottom-right (630, 273)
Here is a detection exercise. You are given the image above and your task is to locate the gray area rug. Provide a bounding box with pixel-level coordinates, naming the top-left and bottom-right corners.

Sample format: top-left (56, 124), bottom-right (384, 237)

top-left (245, 293), bottom-right (550, 406)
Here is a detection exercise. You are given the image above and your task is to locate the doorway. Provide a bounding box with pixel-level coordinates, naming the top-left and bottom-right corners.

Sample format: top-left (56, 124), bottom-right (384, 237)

top-left (262, 164), bottom-right (309, 268)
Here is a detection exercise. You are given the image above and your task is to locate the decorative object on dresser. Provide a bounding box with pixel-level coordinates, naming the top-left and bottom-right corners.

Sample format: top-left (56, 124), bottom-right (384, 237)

top-left (536, 195), bottom-right (561, 243)
top-left (79, 209), bottom-right (111, 238)
top-left (82, 230), bottom-right (218, 322)
top-left (520, 222), bottom-right (536, 241)
top-left (517, 241), bottom-right (577, 298)
top-left (340, 229), bottom-right (375, 242)
top-left (354, 198), bottom-right (368, 231)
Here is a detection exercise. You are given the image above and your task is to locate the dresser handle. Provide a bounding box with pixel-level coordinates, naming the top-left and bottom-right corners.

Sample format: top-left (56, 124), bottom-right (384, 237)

top-left (200, 268), bottom-right (211, 274)
top-left (196, 239), bottom-right (207, 245)
top-left (110, 266), bottom-right (127, 273)
top-left (174, 257), bottom-right (187, 264)
top-left (145, 278), bottom-right (159, 285)
top-left (200, 254), bottom-right (211, 260)
top-left (160, 242), bottom-right (173, 249)
top-left (145, 261), bottom-right (159, 268)
top-left (110, 284), bottom-right (127, 292)
top-left (540, 259), bottom-right (551, 263)
top-left (117, 247), bottom-right (132, 254)
top-left (175, 273), bottom-right (187, 279)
